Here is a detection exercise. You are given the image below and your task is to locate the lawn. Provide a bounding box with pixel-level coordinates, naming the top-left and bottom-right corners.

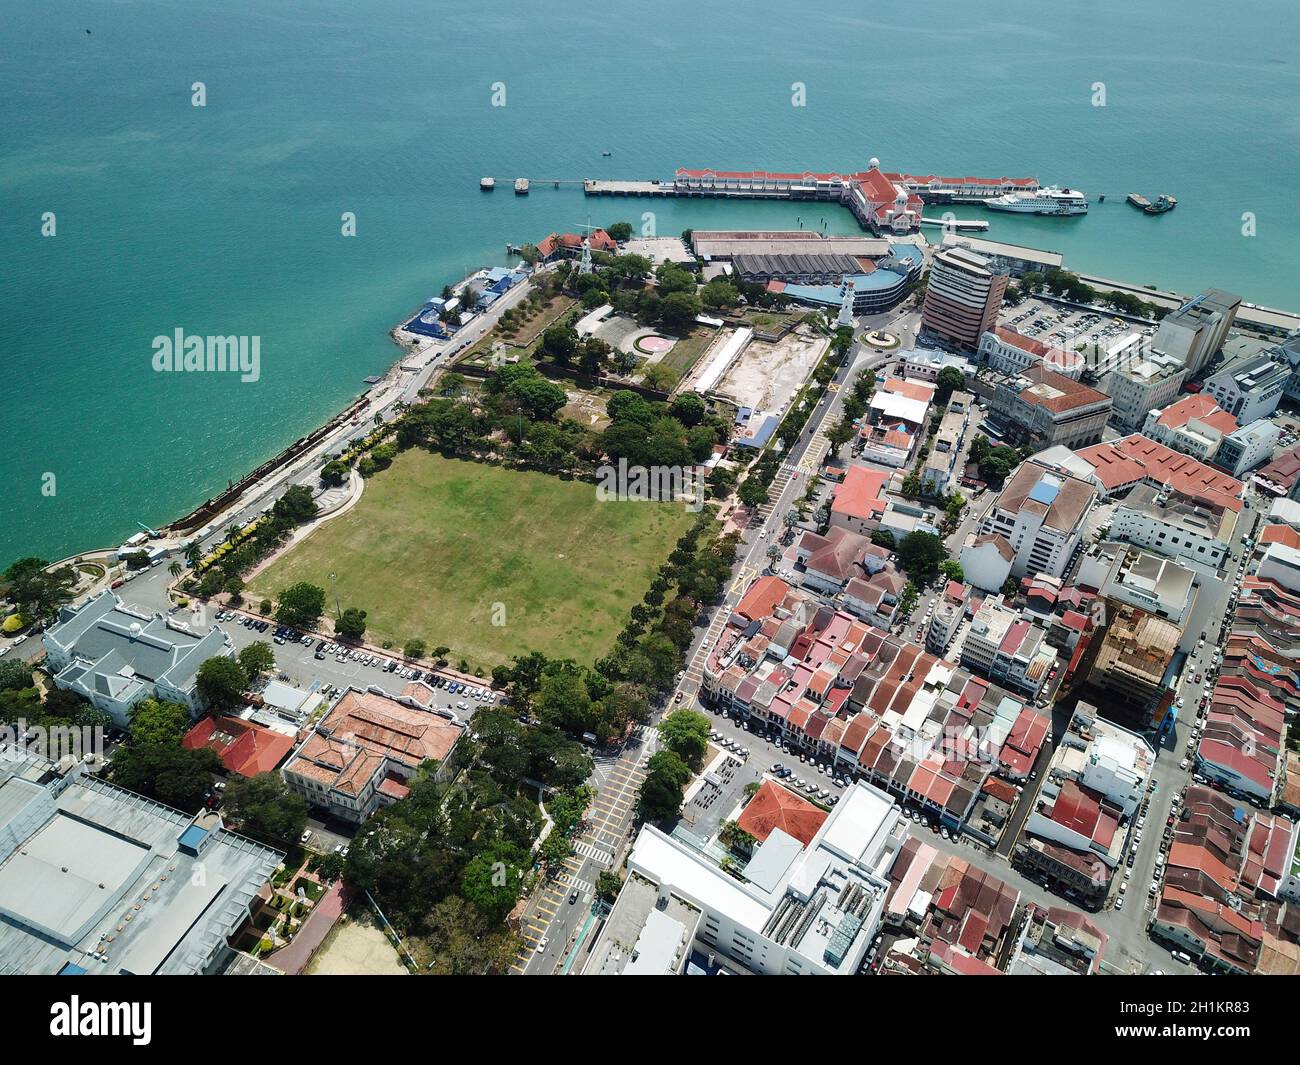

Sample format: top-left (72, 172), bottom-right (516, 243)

top-left (250, 451), bottom-right (695, 670)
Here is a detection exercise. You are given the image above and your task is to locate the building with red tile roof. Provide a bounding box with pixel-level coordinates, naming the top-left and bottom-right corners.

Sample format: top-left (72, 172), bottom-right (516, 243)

top-left (1144, 393), bottom-right (1239, 465)
top-left (736, 779), bottom-right (830, 848)
top-left (733, 575), bottom-right (790, 627)
top-left (884, 837), bottom-right (1021, 972)
top-left (1152, 885), bottom-right (1264, 974)
top-left (281, 684), bottom-right (464, 824)
top-left (1196, 674), bottom-right (1287, 803)
top-left (985, 364), bottom-right (1111, 449)
top-left (829, 464), bottom-right (891, 535)
top-left (979, 326), bottom-right (1083, 380)
top-left (1077, 434), bottom-right (1244, 512)
top-left (536, 229), bottom-right (618, 260)
top-left (183, 715), bottom-right (295, 777)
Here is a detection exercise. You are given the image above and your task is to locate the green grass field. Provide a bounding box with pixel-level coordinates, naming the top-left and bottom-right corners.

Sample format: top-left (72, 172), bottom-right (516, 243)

top-left (250, 451), bottom-right (695, 670)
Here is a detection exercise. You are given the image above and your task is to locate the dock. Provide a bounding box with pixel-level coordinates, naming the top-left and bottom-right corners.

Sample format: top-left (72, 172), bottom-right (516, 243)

top-left (920, 217), bottom-right (989, 232)
top-left (583, 179), bottom-right (677, 197)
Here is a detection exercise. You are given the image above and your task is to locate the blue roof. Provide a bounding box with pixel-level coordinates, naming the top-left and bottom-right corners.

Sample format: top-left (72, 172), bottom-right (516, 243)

top-left (1027, 478), bottom-right (1060, 506)
top-left (178, 824), bottom-right (209, 850)
top-left (57, 962), bottom-right (88, 975)
top-left (738, 414), bottom-right (779, 448)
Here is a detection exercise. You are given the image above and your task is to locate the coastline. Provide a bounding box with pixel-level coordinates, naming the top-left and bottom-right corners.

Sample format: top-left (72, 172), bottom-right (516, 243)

top-left (14, 242), bottom-right (1299, 577)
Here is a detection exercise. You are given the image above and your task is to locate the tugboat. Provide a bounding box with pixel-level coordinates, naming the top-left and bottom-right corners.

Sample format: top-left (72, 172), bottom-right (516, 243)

top-left (1128, 192), bottom-right (1177, 214)
top-left (479, 176), bottom-right (495, 191)
top-left (513, 177), bottom-right (529, 195)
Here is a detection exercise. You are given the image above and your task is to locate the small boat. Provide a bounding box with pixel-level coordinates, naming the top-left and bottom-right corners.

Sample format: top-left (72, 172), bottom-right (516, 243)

top-left (514, 177), bottom-right (529, 195)
top-left (602, 150), bottom-right (612, 157)
top-left (1127, 193), bottom-right (1151, 210)
top-left (479, 176), bottom-right (495, 191)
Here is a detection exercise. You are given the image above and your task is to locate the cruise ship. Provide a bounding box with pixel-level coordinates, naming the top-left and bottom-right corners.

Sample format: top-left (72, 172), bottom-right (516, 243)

top-left (984, 186), bottom-right (1088, 215)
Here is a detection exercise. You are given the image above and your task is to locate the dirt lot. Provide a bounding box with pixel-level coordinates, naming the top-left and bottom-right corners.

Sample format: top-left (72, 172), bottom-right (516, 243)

top-left (717, 325), bottom-right (828, 414)
top-left (305, 918), bottom-right (407, 975)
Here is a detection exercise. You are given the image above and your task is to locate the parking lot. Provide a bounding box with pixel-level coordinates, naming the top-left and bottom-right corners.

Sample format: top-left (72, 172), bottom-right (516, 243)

top-left (1003, 297), bottom-right (1156, 358)
top-left (209, 607), bottom-right (500, 719)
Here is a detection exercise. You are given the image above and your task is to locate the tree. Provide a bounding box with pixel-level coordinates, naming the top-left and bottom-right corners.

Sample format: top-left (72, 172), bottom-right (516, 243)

top-left (196, 656), bottom-right (249, 710)
top-left (659, 291), bottom-right (702, 332)
top-left (168, 561), bottom-right (183, 580)
top-left (638, 749), bottom-right (691, 822)
top-left (1, 557), bottom-right (76, 624)
top-left (112, 743), bottom-right (220, 812)
top-left (935, 365), bottom-right (966, 402)
top-left (596, 870), bottom-right (623, 903)
top-left (0, 659), bottom-right (33, 692)
top-left (275, 582), bottom-right (326, 629)
top-left (321, 459), bottom-right (350, 486)
top-left (896, 531), bottom-right (948, 586)
top-left (404, 638), bottom-right (427, 660)
top-left (274, 484), bottom-right (319, 525)
top-left (506, 374), bottom-right (568, 420)
top-left (606, 221), bottom-right (633, 242)
top-left (461, 846), bottom-right (527, 923)
top-left (700, 279), bottom-right (739, 312)
top-left (540, 324), bottom-right (578, 364)
top-left (238, 641), bottom-right (276, 682)
top-left (658, 709), bottom-right (710, 771)
top-left (719, 820), bottom-right (758, 854)
top-left (641, 363), bottom-right (676, 392)
top-left (223, 772), bottom-right (307, 845)
top-left (826, 416), bottom-right (856, 450)
top-left (738, 478), bottom-right (769, 509)
top-left (669, 392), bottom-right (706, 427)
top-left (541, 828), bottom-right (572, 867)
top-left (534, 669), bottom-right (594, 735)
top-left (127, 698), bottom-right (191, 746)
top-left (336, 607), bottom-right (368, 642)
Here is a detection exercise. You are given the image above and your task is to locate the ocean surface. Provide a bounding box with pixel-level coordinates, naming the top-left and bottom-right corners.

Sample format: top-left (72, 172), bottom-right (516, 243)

top-left (3, 0), bottom-right (1298, 567)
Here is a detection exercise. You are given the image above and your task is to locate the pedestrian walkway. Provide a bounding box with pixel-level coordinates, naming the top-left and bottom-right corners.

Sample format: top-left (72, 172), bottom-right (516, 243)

top-left (509, 741), bottom-right (647, 974)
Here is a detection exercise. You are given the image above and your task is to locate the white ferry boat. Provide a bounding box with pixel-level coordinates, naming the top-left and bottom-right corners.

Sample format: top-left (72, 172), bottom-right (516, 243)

top-left (984, 186), bottom-right (1088, 215)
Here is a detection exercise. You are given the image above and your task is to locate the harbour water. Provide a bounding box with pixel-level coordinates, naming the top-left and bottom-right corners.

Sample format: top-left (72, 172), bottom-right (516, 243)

top-left (2, 0), bottom-right (1298, 566)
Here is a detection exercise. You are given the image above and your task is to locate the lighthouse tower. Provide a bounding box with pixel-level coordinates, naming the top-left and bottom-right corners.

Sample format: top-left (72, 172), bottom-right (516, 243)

top-left (577, 236), bottom-right (594, 276)
top-left (836, 278), bottom-right (856, 328)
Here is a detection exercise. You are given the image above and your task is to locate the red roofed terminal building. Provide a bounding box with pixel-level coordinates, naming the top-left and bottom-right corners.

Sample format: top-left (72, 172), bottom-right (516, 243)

top-left (674, 160), bottom-right (923, 234)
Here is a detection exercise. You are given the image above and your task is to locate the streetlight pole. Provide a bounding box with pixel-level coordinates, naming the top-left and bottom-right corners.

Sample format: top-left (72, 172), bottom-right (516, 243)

top-left (329, 571), bottom-right (340, 619)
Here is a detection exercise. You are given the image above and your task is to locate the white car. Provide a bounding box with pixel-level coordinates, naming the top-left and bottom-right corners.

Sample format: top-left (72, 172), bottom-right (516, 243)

top-left (534, 936), bottom-right (549, 954)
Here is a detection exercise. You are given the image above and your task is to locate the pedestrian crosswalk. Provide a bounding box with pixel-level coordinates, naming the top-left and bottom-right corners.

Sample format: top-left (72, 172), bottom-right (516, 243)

top-left (573, 840), bottom-right (613, 863)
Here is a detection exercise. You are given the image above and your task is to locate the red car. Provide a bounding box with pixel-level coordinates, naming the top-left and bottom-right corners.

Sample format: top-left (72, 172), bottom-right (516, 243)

top-left (1194, 672), bottom-right (1203, 684)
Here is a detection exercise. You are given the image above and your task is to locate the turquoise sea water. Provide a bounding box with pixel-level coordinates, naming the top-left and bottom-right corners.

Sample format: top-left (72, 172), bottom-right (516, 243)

top-left (3, 0), bottom-right (1298, 567)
